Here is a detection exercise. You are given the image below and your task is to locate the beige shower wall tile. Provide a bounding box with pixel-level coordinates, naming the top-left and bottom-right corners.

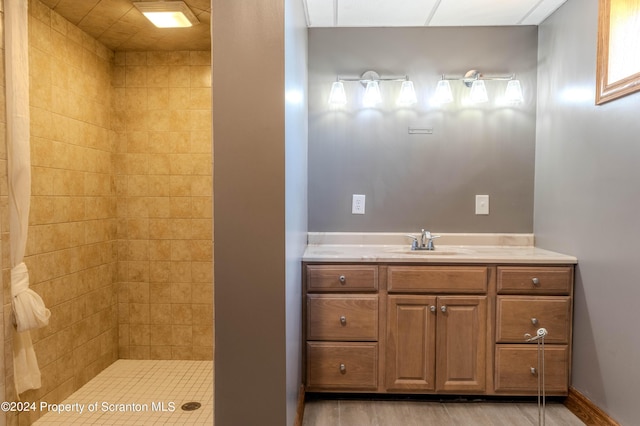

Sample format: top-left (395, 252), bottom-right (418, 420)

top-left (148, 175), bottom-right (171, 196)
top-left (149, 304), bottom-right (171, 325)
top-left (190, 128), bottom-right (213, 155)
top-left (126, 66), bottom-right (146, 87)
top-left (171, 304), bottom-right (192, 325)
top-left (149, 219), bottom-right (172, 240)
top-left (190, 66), bottom-right (211, 88)
top-left (149, 261), bottom-right (170, 283)
top-left (170, 219), bottom-right (190, 239)
top-left (171, 325), bottom-right (192, 347)
top-left (168, 66), bottom-right (190, 87)
top-left (190, 51), bottom-right (211, 66)
top-left (147, 66), bottom-right (169, 87)
top-left (189, 88), bottom-right (211, 109)
top-left (192, 304), bottom-right (212, 326)
top-left (169, 175), bottom-right (191, 196)
top-left (191, 219), bottom-right (212, 240)
top-left (150, 324), bottom-right (172, 345)
top-left (190, 176), bottom-right (212, 196)
top-left (127, 218), bottom-right (149, 239)
top-left (169, 87), bottom-right (191, 110)
top-left (149, 240), bottom-right (171, 260)
top-left (148, 88), bottom-right (169, 110)
top-left (171, 283), bottom-right (192, 303)
top-left (192, 325), bottom-right (212, 347)
top-left (192, 263), bottom-right (213, 284)
top-left (149, 283), bottom-right (171, 304)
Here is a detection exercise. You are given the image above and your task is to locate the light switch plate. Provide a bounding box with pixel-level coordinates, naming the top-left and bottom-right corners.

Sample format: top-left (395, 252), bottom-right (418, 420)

top-left (352, 194), bottom-right (365, 214)
top-left (475, 195), bottom-right (489, 215)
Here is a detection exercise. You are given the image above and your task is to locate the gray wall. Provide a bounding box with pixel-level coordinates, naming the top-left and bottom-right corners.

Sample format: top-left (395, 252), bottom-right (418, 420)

top-left (535, 1), bottom-right (640, 424)
top-left (285, 0), bottom-right (308, 423)
top-left (308, 27), bottom-right (538, 233)
top-left (213, 0), bottom-right (295, 424)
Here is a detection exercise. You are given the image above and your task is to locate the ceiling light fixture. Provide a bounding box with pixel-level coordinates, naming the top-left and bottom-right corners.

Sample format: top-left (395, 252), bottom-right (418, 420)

top-left (133, 1), bottom-right (199, 28)
top-left (328, 70), bottom-right (416, 107)
top-left (434, 70), bottom-right (523, 105)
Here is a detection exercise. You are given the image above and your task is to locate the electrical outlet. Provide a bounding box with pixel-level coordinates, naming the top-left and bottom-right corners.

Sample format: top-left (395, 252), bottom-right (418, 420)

top-left (475, 195), bottom-right (489, 215)
top-left (352, 194), bottom-right (366, 214)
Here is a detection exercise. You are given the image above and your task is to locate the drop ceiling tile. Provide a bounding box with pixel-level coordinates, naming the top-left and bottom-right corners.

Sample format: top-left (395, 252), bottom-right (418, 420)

top-left (337, 0), bottom-right (439, 26)
top-left (520, 0), bottom-right (568, 25)
top-left (305, 0), bottom-right (335, 26)
top-left (429, 0), bottom-right (541, 26)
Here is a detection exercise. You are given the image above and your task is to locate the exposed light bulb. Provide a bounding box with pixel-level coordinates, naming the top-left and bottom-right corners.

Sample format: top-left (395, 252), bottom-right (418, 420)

top-left (328, 81), bottom-right (347, 105)
top-left (397, 81), bottom-right (417, 105)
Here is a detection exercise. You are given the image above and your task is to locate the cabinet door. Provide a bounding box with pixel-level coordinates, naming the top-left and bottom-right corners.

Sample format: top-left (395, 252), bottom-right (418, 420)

top-left (386, 295), bottom-right (437, 391)
top-left (436, 296), bottom-right (487, 392)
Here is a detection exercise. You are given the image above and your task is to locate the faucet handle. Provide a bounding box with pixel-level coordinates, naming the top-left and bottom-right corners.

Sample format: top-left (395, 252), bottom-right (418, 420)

top-left (405, 235), bottom-right (419, 250)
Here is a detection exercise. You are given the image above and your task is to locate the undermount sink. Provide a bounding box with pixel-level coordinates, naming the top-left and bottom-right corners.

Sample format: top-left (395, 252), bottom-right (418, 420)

top-left (390, 249), bottom-right (465, 256)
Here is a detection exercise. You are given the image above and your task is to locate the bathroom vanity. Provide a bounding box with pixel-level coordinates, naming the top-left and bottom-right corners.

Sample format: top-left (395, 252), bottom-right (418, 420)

top-left (302, 234), bottom-right (577, 397)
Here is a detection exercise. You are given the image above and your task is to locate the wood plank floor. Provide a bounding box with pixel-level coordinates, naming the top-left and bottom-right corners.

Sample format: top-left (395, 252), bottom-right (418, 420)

top-left (303, 398), bottom-right (586, 426)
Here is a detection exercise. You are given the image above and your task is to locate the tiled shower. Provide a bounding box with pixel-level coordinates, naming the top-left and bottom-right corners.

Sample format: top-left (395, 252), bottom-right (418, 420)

top-left (0, 1), bottom-right (213, 424)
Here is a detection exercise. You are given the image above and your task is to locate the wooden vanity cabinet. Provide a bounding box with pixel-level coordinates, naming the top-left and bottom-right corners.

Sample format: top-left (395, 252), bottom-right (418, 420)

top-left (385, 266), bottom-right (488, 393)
top-left (494, 266), bottom-right (573, 395)
top-left (304, 264), bottom-right (380, 391)
top-left (386, 294), bottom-right (487, 393)
top-left (303, 262), bottom-right (574, 397)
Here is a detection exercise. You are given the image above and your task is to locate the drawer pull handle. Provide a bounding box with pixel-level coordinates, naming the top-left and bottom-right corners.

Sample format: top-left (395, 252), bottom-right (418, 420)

top-left (339, 363), bottom-right (346, 374)
top-left (340, 316), bottom-right (347, 325)
top-left (339, 275), bottom-right (346, 284)
top-left (440, 305), bottom-right (447, 313)
top-left (532, 277), bottom-right (540, 286)
top-left (430, 305), bottom-right (436, 313)
top-left (531, 318), bottom-right (538, 325)
top-left (530, 367), bottom-right (537, 375)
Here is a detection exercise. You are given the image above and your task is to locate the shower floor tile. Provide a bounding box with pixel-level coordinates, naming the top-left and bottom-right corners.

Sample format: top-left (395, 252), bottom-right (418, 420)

top-left (34, 360), bottom-right (213, 425)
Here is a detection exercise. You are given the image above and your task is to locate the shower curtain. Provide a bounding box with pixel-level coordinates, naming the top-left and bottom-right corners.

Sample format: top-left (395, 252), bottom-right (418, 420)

top-left (5, 0), bottom-right (51, 395)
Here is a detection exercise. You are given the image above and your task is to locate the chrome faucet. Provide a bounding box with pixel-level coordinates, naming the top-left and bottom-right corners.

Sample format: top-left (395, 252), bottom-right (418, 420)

top-left (406, 229), bottom-right (440, 250)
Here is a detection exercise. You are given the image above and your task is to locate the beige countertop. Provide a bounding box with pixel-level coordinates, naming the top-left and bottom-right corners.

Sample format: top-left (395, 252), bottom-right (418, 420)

top-left (302, 233), bottom-right (577, 264)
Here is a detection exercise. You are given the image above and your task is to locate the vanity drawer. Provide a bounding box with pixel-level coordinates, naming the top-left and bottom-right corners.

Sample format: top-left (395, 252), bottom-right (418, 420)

top-left (307, 294), bottom-right (378, 341)
top-left (306, 265), bottom-right (378, 292)
top-left (495, 345), bottom-right (568, 394)
top-left (496, 296), bottom-right (570, 344)
top-left (306, 342), bottom-right (378, 390)
top-left (497, 266), bottom-right (572, 295)
top-left (387, 266), bottom-right (488, 293)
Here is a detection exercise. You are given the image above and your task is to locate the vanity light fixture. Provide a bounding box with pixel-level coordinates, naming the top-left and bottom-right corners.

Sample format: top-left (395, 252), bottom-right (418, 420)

top-left (504, 79), bottom-right (524, 103)
top-left (398, 81), bottom-right (418, 105)
top-left (133, 1), bottom-right (199, 28)
top-left (363, 80), bottom-right (382, 106)
top-left (328, 81), bottom-right (347, 105)
top-left (433, 78), bottom-right (453, 104)
top-left (469, 80), bottom-right (489, 103)
top-left (328, 70), bottom-right (416, 107)
top-left (434, 70), bottom-right (524, 104)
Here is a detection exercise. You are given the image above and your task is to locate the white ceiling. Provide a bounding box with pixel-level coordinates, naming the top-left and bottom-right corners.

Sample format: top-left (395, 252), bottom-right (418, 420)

top-left (303, 0), bottom-right (568, 27)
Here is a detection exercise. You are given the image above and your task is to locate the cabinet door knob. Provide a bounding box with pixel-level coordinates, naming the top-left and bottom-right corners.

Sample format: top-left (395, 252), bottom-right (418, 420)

top-left (531, 318), bottom-right (538, 325)
top-left (532, 277), bottom-right (540, 286)
top-left (430, 305), bottom-right (436, 313)
top-left (530, 367), bottom-right (537, 375)
top-left (339, 363), bottom-right (346, 374)
top-left (339, 275), bottom-right (346, 284)
top-left (440, 306), bottom-right (447, 313)
top-left (340, 316), bottom-right (346, 325)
